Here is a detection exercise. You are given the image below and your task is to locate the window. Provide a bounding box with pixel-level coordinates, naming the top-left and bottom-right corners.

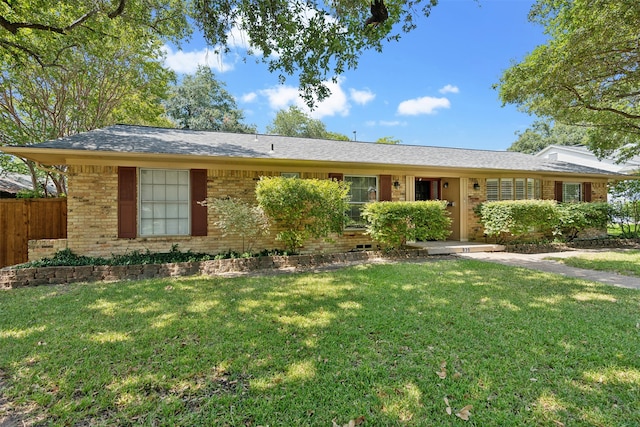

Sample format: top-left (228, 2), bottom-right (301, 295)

top-left (486, 179), bottom-right (499, 201)
top-left (485, 178), bottom-right (541, 201)
top-left (345, 175), bottom-right (377, 225)
top-left (139, 169), bottom-right (190, 236)
top-left (281, 172), bottom-right (300, 178)
top-left (562, 182), bottom-right (582, 202)
top-left (500, 179), bottom-right (514, 200)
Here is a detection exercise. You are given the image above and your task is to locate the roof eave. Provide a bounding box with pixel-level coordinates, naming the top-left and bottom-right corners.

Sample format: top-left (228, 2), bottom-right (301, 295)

top-left (0, 146), bottom-right (625, 180)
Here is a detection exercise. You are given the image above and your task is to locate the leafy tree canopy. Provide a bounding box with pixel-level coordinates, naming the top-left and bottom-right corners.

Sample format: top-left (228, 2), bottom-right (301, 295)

top-left (0, 25), bottom-right (175, 193)
top-left (1, 0), bottom-right (440, 106)
top-left (266, 106), bottom-right (349, 140)
top-left (0, 0), bottom-right (190, 67)
top-left (376, 136), bottom-right (401, 144)
top-left (164, 65), bottom-right (256, 133)
top-left (508, 119), bottom-right (587, 154)
top-left (497, 0), bottom-right (640, 162)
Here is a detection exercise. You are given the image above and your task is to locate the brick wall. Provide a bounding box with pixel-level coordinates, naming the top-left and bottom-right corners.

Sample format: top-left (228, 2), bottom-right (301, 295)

top-left (30, 166), bottom-right (376, 260)
top-left (29, 166), bottom-right (612, 260)
top-left (467, 179), bottom-right (485, 241)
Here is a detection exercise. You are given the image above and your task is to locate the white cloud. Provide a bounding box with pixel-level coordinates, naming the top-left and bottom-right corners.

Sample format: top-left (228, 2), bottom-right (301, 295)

top-left (161, 45), bottom-right (234, 74)
top-left (260, 77), bottom-right (351, 119)
top-left (240, 92), bottom-right (258, 103)
top-left (439, 84), bottom-right (460, 94)
top-left (310, 79), bottom-right (350, 119)
top-left (349, 88), bottom-right (375, 105)
top-left (380, 120), bottom-right (406, 127)
top-left (260, 86), bottom-right (301, 111)
top-left (397, 96), bottom-right (451, 116)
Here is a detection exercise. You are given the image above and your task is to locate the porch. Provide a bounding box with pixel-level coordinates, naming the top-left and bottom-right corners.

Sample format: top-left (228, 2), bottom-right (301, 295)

top-left (406, 241), bottom-right (505, 255)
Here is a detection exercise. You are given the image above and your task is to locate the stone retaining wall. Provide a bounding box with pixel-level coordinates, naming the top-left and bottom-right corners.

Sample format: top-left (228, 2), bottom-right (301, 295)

top-left (0, 250), bottom-right (431, 289)
top-left (505, 238), bottom-right (640, 254)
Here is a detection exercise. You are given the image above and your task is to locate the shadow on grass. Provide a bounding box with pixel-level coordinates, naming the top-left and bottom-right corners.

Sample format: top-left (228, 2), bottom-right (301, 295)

top-left (0, 259), bottom-right (639, 426)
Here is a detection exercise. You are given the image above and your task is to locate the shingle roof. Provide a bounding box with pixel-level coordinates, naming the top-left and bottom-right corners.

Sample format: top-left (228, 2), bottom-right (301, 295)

top-left (7, 124), bottom-right (622, 176)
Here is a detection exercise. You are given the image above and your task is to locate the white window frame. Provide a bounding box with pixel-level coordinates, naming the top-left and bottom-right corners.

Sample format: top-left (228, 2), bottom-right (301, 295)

top-left (562, 182), bottom-right (582, 202)
top-left (485, 178), bottom-right (541, 201)
top-left (345, 175), bottom-right (378, 227)
top-left (139, 168), bottom-right (190, 236)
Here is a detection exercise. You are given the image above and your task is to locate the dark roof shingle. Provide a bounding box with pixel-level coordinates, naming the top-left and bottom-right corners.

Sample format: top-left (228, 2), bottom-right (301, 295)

top-left (11, 124), bottom-right (621, 176)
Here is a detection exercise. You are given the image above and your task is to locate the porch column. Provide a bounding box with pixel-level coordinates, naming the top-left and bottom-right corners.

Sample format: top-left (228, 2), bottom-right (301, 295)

top-left (459, 178), bottom-right (469, 241)
top-left (405, 176), bottom-right (415, 202)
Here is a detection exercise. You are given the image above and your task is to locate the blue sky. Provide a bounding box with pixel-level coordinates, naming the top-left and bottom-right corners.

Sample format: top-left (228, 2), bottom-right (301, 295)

top-left (162, 0), bottom-right (546, 150)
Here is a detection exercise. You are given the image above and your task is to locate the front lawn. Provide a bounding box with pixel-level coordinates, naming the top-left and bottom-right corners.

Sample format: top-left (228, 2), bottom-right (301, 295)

top-left (552, 250), bottom-right (640, 277)
top-left (1, 260), bottom-right (639, 426)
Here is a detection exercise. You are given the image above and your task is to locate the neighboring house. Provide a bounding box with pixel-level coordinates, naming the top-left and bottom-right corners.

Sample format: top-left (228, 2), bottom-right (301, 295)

top-left (535, 145), bottom-right (640, 174)
top-left (0, 170), bottom-right (33, 198)
top-left (0, 168), bottom-right (59, 198)
top-left (0, 125), bottom-right (621, 260)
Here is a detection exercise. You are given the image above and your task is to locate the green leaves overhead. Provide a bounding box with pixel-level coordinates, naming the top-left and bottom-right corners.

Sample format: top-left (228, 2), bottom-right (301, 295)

top-left (497, 0), bottom-right (640, 162)
top-left (193, 0), bottom-right (440, 105)
top-left (1, 0), bottom-right (441, 106)
top-left (0, 0), bottom-right (190, 67)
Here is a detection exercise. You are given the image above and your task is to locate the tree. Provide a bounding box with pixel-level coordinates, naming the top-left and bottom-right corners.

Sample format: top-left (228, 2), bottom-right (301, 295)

top-left (508, 119), bottom-right (587, 154)
top-left (1, 0), bottom-right (441, 106)
top-left (0, 31), bottom-right (174, 194)
top-left (207, 197), bottom-right (270, 253)
top-left (164, 66), bottom-right (256, 133)
top-left (266, 106), bottom-right (350, 140)
top-left (376, 136), bottom-right (401, 144)
top-left (0, 0), bottom-right (190, 67)
top-left (497, 0), bottom-right (640, 162)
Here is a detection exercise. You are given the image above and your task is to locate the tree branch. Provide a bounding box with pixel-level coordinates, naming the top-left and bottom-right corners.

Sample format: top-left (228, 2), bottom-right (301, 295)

top-left (0, 0), bottom-right (126, 36)
top-left (565, 85), bottom-right (640, 120)
top-left (108, 0), bottom-right (127, 19)
top-left (0, 15), bottom-right (66, 35)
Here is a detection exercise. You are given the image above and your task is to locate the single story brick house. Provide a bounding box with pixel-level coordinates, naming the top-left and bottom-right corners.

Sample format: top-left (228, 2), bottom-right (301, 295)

top-left (0, 125), bottom-right (622, 260)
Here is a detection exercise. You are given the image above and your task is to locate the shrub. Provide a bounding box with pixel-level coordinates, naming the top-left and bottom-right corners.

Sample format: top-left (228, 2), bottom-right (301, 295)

top-left (255, 176), bottom-right (351, 252)
top-left (206, 197), bottom-right (270, 253)
top-left (475, 200), bottom-right (559, 243)
top-left (476, 200), bottom-right (612, 243)
top-left (361, 201), bottom-right (451, 249)
top-left (555, 202), bottom-right (611, 241)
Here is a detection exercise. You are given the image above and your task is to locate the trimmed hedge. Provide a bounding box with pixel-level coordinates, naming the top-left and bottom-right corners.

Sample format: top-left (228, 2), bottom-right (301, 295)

top-left (361, 201), bottom-right (451, 249)
top-left (475, 200), bottom-right (610, 243)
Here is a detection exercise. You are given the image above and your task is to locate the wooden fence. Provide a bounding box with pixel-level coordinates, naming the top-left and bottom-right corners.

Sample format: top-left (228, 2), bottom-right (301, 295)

top-left (0, 198), bottom-right (67, 268)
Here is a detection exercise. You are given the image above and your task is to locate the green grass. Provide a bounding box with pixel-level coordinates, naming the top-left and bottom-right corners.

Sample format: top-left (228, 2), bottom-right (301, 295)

top-left (1, 260), bottom-right (639, 426)
top-left (553, 250), bottom-right (640, 277)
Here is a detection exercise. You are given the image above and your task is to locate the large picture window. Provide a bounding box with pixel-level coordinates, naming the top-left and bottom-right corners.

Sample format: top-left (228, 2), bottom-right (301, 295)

top-left (139, 169), bottom-right (190, 236)
top-left (562, 182), bottom-right (582, 202)
top-left (345, 175), bottom-right (377, 225)
top-left (486, 178), bottom-right (541, 201)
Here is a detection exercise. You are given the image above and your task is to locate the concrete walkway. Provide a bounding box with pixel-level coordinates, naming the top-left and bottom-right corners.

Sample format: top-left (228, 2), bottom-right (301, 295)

top-left (456, 249), bottom-right (640, 290)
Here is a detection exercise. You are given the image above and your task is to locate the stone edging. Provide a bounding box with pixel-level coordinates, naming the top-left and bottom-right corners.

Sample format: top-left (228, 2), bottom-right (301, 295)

top-left (0, 249), bottom-right (432, 289)
top-left (505, 237), bottom-right (640, 254)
